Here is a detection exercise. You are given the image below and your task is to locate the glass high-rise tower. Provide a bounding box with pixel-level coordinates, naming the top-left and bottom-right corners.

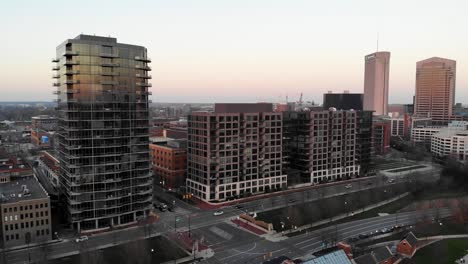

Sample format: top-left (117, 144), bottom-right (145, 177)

top-left (53, 35), bottom-right (153, 232)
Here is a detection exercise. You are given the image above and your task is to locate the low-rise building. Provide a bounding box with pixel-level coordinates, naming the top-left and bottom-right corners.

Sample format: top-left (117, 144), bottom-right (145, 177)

top-left (0, 177), bottom-right (52, 248)
top-left (150, 140), bottom-right (187, 190)
top-left (36, 151), bottom-right (60, 190)
top-left (30, 115), bottom-right (56, 149)
top-left (373, 118), bottom-right (391, 155)
top-left (396, 232), bottom-right (419, 257)
top-left (411, 127), bottom-right (442, 144)
top-left (431, 130), bottom-right (468, 162)
top-left (0, 150), bottom-right (33, 180)
top-left (388, 114), bottom-right (431, 139)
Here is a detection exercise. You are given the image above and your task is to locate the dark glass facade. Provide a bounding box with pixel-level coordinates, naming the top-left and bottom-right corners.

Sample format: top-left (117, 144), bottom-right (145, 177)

top-left (323, 93), bottom-right (364, 111)
top-left (356, 111), bottom-right (373, 176)
top-left (53, 35), bottom-right (152, 232)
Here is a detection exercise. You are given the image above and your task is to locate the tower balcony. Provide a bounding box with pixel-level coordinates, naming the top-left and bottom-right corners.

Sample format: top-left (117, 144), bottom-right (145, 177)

top-left (136, 83), bottom-right (152, 87)
top-left (136, 74), bottom-right (152, 79)
top-left (62, 51), bottom-right (80, 56)
top-left (135, 65), bottom-right (151, 71)
top-left (134, 56), bottom-right (151, 63)
top-left (100, 53), bottom-right (119, 58)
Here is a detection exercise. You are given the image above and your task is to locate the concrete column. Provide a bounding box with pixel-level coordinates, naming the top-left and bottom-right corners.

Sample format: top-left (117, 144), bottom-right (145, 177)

top-left (77, 222), bottom-right (81, 233)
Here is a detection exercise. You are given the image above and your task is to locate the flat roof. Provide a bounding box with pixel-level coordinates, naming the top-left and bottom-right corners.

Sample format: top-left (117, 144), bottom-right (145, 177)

top-left (0, 177), bottom-right (48, 204)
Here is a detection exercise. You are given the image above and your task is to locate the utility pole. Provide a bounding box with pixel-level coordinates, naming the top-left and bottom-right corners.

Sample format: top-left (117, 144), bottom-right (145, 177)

top-left (188, 214), bottom-right (191, 238)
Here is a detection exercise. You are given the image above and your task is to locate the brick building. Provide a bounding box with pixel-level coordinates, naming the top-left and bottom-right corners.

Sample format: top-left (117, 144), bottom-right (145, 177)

top-left (372, 118), bottom-right (391, 155)
top-left (283, 109), bottom-right (359, 185)
top-left (150, 140), bottom-right (187, 190)
top-left (30, 115), bottom-right (56, 149)
top-left (187, 103), bottom-right (286, 202)
top-left (0, 177), bottom-right (52, 248)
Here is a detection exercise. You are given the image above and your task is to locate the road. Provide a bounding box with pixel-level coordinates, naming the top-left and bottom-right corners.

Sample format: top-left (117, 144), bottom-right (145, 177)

top-left (0, 175), bottom-right (435, 264)
top-left (200, 208), bottom-right (452, 264)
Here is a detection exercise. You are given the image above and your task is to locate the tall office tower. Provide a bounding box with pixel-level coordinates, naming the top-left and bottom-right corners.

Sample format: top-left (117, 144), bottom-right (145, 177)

top-left (186, 103), bottom-right (287, 202)
top-left (283, 109), bottom-right (359, 185)
top-left (323, 91), bottom-right (364, 111)
top-left (363, 52), bottom-right (391, 116)
top-left (52, 35), bottom-right (153, 232)
top-left (415, 57), bottom-right (456, 123)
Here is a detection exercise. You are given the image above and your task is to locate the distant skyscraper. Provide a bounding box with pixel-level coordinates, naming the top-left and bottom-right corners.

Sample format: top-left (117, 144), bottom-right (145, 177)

top-left (53, 35), bottom-right (153, 232)
top-left (363, 52), bottom-right (390, 116)
top-left (414, 57), bottom-right (456, 122)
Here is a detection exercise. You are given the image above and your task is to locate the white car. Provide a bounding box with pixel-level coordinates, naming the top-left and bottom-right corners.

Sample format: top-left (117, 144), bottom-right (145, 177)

top-left (75, 236), bottom-right (89, 243)
top-left (213, 210), bottom-right (224, 216)
top-left (345, 184), bottom-right (352, 189)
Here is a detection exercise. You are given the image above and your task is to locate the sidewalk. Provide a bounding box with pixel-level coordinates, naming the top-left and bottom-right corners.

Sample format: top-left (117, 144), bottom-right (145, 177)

top-left (266, 192), bottom-right (411, 241)
top-left (191, 176), bottom-right (377, 210)
top-left (231, 219), bottom-right (267, 235)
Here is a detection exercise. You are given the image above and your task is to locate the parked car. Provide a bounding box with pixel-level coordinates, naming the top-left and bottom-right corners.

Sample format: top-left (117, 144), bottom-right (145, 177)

top-left (213, 210), bottom-right (224, 216)
top-left (358, 234), bottom-right (369, 239)
top-left (159, 203), bottom-right (168, 212)
top-left (168, 206), bottom-right (175, 212)
top-left (388, 179), bottom-right (395, 183)
top-left (288, 199), bottom-right (296, 203)
top-left (234, 204), bottom-right (243, 209)
top-left (380, 228), bottom-right (390, 234)
top-left (75, 236), bottom-right (88, 243)
top-left (345, 184), bottom-right (352, 189)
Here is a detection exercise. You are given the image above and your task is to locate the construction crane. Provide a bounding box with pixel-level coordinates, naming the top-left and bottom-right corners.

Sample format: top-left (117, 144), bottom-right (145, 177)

top-left (297, 93), bottom-right (303, 108)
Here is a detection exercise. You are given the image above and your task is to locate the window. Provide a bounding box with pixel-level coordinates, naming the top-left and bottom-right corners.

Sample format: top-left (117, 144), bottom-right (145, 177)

top-left (36, 230), bottom-right (40, 236)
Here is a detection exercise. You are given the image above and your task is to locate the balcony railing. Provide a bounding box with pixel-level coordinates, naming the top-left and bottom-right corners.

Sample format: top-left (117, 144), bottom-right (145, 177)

top-left (64, 80), bottom-right (79, 84)
top-left (53, 91), bottom-right (60, 95)
top-left (52, 58), bottom-right (59, 63)
top-left (65, 70), bottom-right (80, 75)
top-left (135, 65), bottom-right (151, 71)
top-left (52, 82), bottom-right (60, 87)
top-left (101, 72), bottom-right (119, 76)
top-left (63, 51), bottom-right (79, 56)
top-left (101, 80), bottom-right (119, 85)
top-left (65, 89), bottom-right (80, 94)
top-left (63, 60), bottom-right (80, 66)
top-left (134, 56), bottom-right (151, 62)
top-left (52, 66), bottom-right (60, 71)
top-left (52, 74), bottom-right (60, 79)
top-left (135, 74), bottom-right (152, 79)
top-left (100, 53), bottom-right (119, 58)
top-left (101, 63), bottom-right (119, 67)
top-left (136, 83), bottom-right (152, 87)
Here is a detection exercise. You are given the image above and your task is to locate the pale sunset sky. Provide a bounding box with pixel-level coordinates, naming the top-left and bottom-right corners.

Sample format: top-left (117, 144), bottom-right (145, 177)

top-left (0, 0), bottom-right (467, 104)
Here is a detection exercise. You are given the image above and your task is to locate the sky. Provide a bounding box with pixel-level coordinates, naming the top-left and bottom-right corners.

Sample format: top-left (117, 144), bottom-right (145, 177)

top-left (0, 0), bottom-right (467, 104)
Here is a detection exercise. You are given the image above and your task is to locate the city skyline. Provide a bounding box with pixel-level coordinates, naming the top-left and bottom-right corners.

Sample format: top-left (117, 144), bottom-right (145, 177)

top-left (1, 0), bottom-right (468, 104)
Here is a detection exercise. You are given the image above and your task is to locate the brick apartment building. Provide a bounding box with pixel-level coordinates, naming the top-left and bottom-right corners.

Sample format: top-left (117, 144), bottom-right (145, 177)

top-left (283, 109), bottom-right (360, 185)
top-left (187, 103), bottom-right (287, 202)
